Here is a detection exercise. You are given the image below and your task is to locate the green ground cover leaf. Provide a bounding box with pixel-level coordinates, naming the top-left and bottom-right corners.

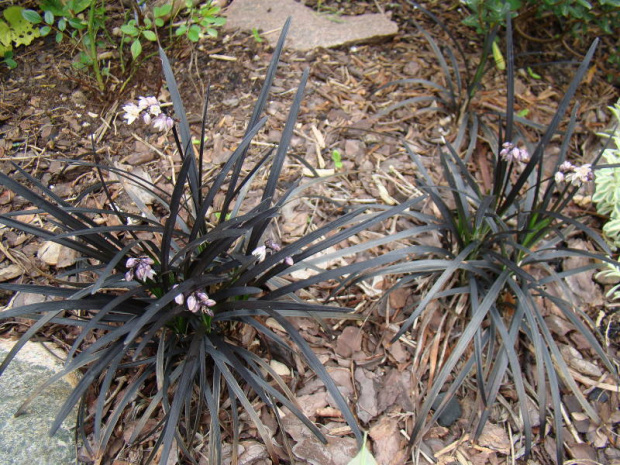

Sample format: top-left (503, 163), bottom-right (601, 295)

top-left (0, 5), bottom-right (40, 60)
top-left (0, 20), bottom-right (11, 55)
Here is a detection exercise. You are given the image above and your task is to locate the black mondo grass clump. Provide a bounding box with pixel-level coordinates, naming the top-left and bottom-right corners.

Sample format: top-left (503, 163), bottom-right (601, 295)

top-left (0, 20), bottom-right (422, 463)
top-left (367, 16), bottom-right (618, 464)
top-left (375, 0), bottom-right (551, 154)
top-left (374, 0), bottom-right (504, 144)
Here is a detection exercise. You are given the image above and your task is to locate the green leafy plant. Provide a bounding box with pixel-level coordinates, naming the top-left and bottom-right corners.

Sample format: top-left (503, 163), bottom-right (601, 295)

top-left (0, 21), bottom-right (413, 463)
top-left (597, 261), bottom-right (620, 302)
top-left (2, 51), bottom-right (16, 69)
top-left (21, 0), bottom-right (226, 91)
top-left (593, 100), bottom-right (620, 249)
top-left (117, 0), bottom-right (225, 71)
top-left (461, 0), bottom-right (620, 81)
top-left (332, 148), bottom-right (343, 170)
top-left (118, 14), bottom-right (158, 61)
top-left (365, 16), bottom-right (616, 463)
top-left (0, 5), bottom-right (40, 68)
top-left (174, 1), bottom-right (226, 42)
top-left (461, 0), bottom-right (522, 33)
top-left (462, 0), bottom-right (620, 37)
top-left (23, 0), bottom-right (108, 90)
top-left (251, 27), bottom-right (264, 43)
top-left (593, 101), bottom-right (620, 300)
top-left (113, 0), bottom-right (225, 90)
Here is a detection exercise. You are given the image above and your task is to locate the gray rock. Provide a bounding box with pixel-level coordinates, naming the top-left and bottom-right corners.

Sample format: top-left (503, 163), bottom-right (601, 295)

top-left (0, 339), bottom-right (79, 465)
top-left (431, 392), bottom-right (462, 428)
top-left (224, 0), bottom-right (398, 51)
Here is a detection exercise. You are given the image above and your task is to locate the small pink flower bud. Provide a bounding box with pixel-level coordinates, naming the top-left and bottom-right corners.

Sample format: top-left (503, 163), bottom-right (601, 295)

top-left (252, 245), bottom-right (267, 262)
top-left (172, 285), bottom-right (184, 305)
top-left (125, 257), bottom-right (155, 281)
top-left (186, 294), bottom-right (199, 313)
top-left (265, 239), bottom-right (281, 252)
top-left (152, 114), bottom-right (173, 132)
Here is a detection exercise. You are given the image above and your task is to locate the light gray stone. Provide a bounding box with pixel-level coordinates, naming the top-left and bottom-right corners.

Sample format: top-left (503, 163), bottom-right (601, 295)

top-left (0, 339), bottom-right (79, 465)
top-left (224, 0), bottom-right (398, 51)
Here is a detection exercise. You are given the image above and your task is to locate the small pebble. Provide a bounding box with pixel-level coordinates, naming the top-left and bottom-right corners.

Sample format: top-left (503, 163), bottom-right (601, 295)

top-left (431, 392), bottom-right (462, 427)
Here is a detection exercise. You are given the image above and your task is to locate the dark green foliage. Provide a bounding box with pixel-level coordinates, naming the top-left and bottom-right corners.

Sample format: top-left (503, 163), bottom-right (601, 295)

top-left (462, 0), bottom-right (620, 37)
top-left (460, 0), bottom-right (620, 81)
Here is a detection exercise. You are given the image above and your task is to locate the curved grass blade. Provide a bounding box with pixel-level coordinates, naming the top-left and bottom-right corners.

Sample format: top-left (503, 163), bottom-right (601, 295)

top-left (406, 270), bottom-right (510, 450)
top-left (264, 309), bottom-right (363, 445)
top-left (505, 13), bottom-right (515, 143)
top-left (411, 20), bottom-right (457, 109)
top-left (204, 339), bottom-right (280, 462)
top-left (373, 78), bottom-right (450, 99)
top-left (159, 47), bottom-right (199, 207)
top-left (158, 335), bottom-right (201, 465)
top-left (196, 343), bottom-right (221, 465)
top-left (500, 39), bottom-right (599, 214)
top-left (378, 96), bottom-right (442, 116)
top-left (160, 152), bottom-right (196, 275)
top-left (405, 0), bottom-right (470, 81)
top-left (49, 340), bottom-right (128, 435)
top-left (220, 17), bottom-right (292, 220)
top-left (392, 241), bottom-right (481, 342)
top-left (248, 68), bottom-right (310, 251)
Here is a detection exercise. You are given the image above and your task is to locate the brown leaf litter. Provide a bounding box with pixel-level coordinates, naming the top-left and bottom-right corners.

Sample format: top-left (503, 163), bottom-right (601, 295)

top-left (0, 1), bottom-right (619, 464)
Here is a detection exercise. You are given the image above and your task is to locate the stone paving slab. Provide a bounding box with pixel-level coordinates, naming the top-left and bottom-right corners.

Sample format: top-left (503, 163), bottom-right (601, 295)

top-left (224, 0), bottom-right (398, 51)
top-left (0, 339), bottom-right (78, 465)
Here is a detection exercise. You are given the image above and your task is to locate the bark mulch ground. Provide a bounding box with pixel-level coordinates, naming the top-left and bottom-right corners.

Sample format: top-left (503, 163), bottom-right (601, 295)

top-left (0, 1), bottom-right (619, 464)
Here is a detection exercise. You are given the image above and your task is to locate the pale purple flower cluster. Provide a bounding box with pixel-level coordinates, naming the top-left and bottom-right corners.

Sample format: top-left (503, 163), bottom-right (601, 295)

top-left (122, 96), bottom-right (174, 132)
top-left (125, 257), bottom-right (156, 281)
top-left (500, 142), bottom-right (529, 163)
top-left (173, 286), bottom-right (216, 316)
top-left (252, 239), bottom-right (294, 266)
top-left (554, 161), bottom-right (593, 187)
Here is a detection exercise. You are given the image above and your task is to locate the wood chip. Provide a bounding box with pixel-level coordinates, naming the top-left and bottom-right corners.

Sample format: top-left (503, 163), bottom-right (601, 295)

top-left (561, 345), bottom-right (604, 377)
top-left (335, 326), bottom-right (362, 358)
top-left (477, 423), bottom-right (511, 455)
top-left (269, 359), bottom-right (291, 377)
top-left (37, 241), bottom-right (78, 268)
top-left (369, 417), bottom-right (407, 465)
top-left (0, 263), bottom-right (23, 281)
